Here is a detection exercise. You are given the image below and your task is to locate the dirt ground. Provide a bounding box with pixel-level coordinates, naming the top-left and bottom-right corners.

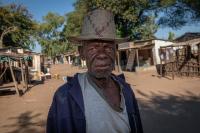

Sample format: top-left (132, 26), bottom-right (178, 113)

top-left (0, 64), bottom-right (200, 133)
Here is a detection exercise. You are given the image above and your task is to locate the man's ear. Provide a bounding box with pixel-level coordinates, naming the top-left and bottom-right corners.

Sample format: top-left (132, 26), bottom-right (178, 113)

top-left (78, 46), bottom-right (85, 60)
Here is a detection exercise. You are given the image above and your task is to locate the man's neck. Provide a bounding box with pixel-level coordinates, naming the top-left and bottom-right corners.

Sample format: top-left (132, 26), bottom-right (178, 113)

top-left (87, 72), bottom-right (122, 111)
top-left (87, 73), bottom-right (112, 90)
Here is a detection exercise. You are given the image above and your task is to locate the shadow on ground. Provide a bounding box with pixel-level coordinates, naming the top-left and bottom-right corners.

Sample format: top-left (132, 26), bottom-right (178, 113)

top-left (137, 90), bottom-right (200, 133)
top-left (22, 80), bottom-right (44, 95)
top-left (0, 89), bottom-right (16, 96)
top-left (0, 80), bottom-right (44, 97)
top-left (2, 111), bottom-right (45, 133)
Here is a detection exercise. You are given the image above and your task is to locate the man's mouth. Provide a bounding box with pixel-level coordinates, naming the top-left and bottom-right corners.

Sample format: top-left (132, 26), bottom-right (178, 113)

top-left (95, 64), bottom-right (111, 70)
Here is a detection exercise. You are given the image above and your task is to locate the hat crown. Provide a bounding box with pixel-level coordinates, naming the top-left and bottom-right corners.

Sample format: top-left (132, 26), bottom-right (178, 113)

top-left (68, 8), bottom-right (127, 44)
top-left (80, 8), bottom-right (116, 40)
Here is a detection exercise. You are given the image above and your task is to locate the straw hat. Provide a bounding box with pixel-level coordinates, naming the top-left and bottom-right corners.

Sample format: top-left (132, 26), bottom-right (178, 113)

top-left (68, 8), bottom-right (127, 44)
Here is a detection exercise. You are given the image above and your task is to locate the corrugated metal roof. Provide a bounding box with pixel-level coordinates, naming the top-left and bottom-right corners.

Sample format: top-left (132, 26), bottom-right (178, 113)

top-left (173, 38), bottom-right (200, 46)
top-left (118, 40), bottom-right (154, 50)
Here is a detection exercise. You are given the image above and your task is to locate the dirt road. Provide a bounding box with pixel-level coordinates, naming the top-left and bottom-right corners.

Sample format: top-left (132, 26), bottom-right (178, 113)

top-left (0, 64), bottom-right (200, 133)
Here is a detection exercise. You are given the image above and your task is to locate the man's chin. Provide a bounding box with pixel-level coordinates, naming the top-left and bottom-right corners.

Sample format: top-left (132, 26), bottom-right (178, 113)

top-left (89, 70), bottom-right (112, 79)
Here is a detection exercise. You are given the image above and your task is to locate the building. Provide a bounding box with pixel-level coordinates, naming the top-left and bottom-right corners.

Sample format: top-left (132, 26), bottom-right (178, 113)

top-left (0, 47), bottom-right (43, 81)
top-left (118, 39), bottom-right (174, 71)
top-left (174, 32), bottom-right (200, 42)
top-left (159, 38), bottom-right (200, 78)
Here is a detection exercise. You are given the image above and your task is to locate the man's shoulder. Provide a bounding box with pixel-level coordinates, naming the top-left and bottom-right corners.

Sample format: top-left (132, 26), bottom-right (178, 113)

top-left (112, 73), bottom-right (128, 85)
top-left (112, 73), bottom-right (133, 92)
top-left (54, 73), bottom-right (80, 98)
top-left (114, 73), bottom-right (126, 81)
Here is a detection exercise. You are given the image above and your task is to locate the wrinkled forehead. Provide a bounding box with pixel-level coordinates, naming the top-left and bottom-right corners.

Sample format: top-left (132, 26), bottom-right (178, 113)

top-left (82, 40), bottom-right (115, 48)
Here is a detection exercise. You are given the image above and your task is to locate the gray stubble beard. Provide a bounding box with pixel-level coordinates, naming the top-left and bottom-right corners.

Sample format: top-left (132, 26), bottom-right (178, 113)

top-left (88, 63), bottom-right (115, 79)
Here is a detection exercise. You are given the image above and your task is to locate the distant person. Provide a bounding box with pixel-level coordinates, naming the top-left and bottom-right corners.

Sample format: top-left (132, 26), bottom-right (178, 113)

top-left (47, 8), bottom-right (143, 133)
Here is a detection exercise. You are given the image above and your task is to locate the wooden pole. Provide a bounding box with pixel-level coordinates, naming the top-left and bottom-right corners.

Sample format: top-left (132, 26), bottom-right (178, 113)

top-left (198, 44), bottom-right (200, 74)
top-left (116, 50), bottom-right (122, 73)
top-left (115, 52), bottom-right (119, 72)
top-left (24, 61), bottom-right (29, 90)
top-left (9, 59), bottom-right (20, 96)
top-left (176, 49), bottom-right (179, 76)
top-left (198, 44), bottom-right (200, 63)
top-left (136, 49), bottom-right (139, 68)
top-left (20, 58), bottom-right (26, 91)
top-left (0, 63), bottom-right (3, 85)
top-left (172, 62), bottom-right (174, 80)
top-left (159, 49), bottom-right (163, 76)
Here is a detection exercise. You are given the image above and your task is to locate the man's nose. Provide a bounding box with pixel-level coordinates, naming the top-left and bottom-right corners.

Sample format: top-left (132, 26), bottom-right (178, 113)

top-left (96, 52), bottom-right (107, 60)
top-left (96, 46), bottom-right (108, 59)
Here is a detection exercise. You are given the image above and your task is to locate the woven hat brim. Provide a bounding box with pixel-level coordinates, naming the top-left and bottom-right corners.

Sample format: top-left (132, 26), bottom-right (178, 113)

top-left (68, 36), bottom-right (129, 45)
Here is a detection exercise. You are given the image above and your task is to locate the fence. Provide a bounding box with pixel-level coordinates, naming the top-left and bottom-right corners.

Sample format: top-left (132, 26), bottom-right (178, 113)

top-left (159, 43), bottom-right (200, 79)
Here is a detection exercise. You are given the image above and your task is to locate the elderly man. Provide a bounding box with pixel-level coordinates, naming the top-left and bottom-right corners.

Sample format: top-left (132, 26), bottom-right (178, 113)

top-left (47, 9), bottom-right (143, 133)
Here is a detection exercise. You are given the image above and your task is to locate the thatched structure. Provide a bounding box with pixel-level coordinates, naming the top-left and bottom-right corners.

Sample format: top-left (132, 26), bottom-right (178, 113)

top-left (159, 38), bottom-right (200, 79)
top-left (0, 47), bottom-right (42, 96)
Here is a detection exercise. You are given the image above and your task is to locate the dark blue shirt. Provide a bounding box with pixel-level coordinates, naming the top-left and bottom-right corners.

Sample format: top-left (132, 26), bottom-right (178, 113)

top-left (46, 73), bottom-right (143, 133)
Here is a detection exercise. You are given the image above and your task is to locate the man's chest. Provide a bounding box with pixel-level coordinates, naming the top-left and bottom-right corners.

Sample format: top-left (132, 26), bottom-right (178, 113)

top-left (82, 85), bottom-right (130, 133)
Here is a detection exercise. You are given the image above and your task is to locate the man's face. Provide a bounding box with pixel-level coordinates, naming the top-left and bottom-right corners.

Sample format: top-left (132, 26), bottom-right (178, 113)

top-left (82, 40), bottom-right (116, 79)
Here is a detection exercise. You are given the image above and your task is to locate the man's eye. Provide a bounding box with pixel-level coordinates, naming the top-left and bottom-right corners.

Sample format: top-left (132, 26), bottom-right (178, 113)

top-left (105, 47), bottom-right (113, 52)
top-left (88, 47), bottom-right (96, 51)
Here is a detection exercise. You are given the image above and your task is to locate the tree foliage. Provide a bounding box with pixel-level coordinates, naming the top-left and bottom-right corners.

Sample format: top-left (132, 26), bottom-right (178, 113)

top-left (38, 12), bottom-right (74, 57)
top-left (168, 31), bottom-right (175, 41)
top-left (61, 1), bottom-right (87, 38)
top-left (63, 0), bottom-right (158, 41)
top-left (63, 0), bottom-right (200, 42)
top-left (155, 0), bottom-right (200, 28)
top-left (0, 4), bottom-right (37, 49)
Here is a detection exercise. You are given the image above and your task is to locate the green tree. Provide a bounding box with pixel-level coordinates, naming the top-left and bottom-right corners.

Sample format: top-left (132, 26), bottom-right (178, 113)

top-left (168, 32), bottom-right (175, 41)
top-left (0, 4), bottom-right (37, 49)
top-left (63, 0), bottom-right (158, 41)
top-left (61, 1), bottom-right (87, 38)
top-left (156, 0), bottom-right (200, 28)
top-left (38, 12), bottom-right (73, 57)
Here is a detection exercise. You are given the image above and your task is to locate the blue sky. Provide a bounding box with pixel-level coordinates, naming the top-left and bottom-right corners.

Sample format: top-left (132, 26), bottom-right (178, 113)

top-left (2, 0), bottom-right (75, 22)
top-left (2, 0), bottom-right (200, 53)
